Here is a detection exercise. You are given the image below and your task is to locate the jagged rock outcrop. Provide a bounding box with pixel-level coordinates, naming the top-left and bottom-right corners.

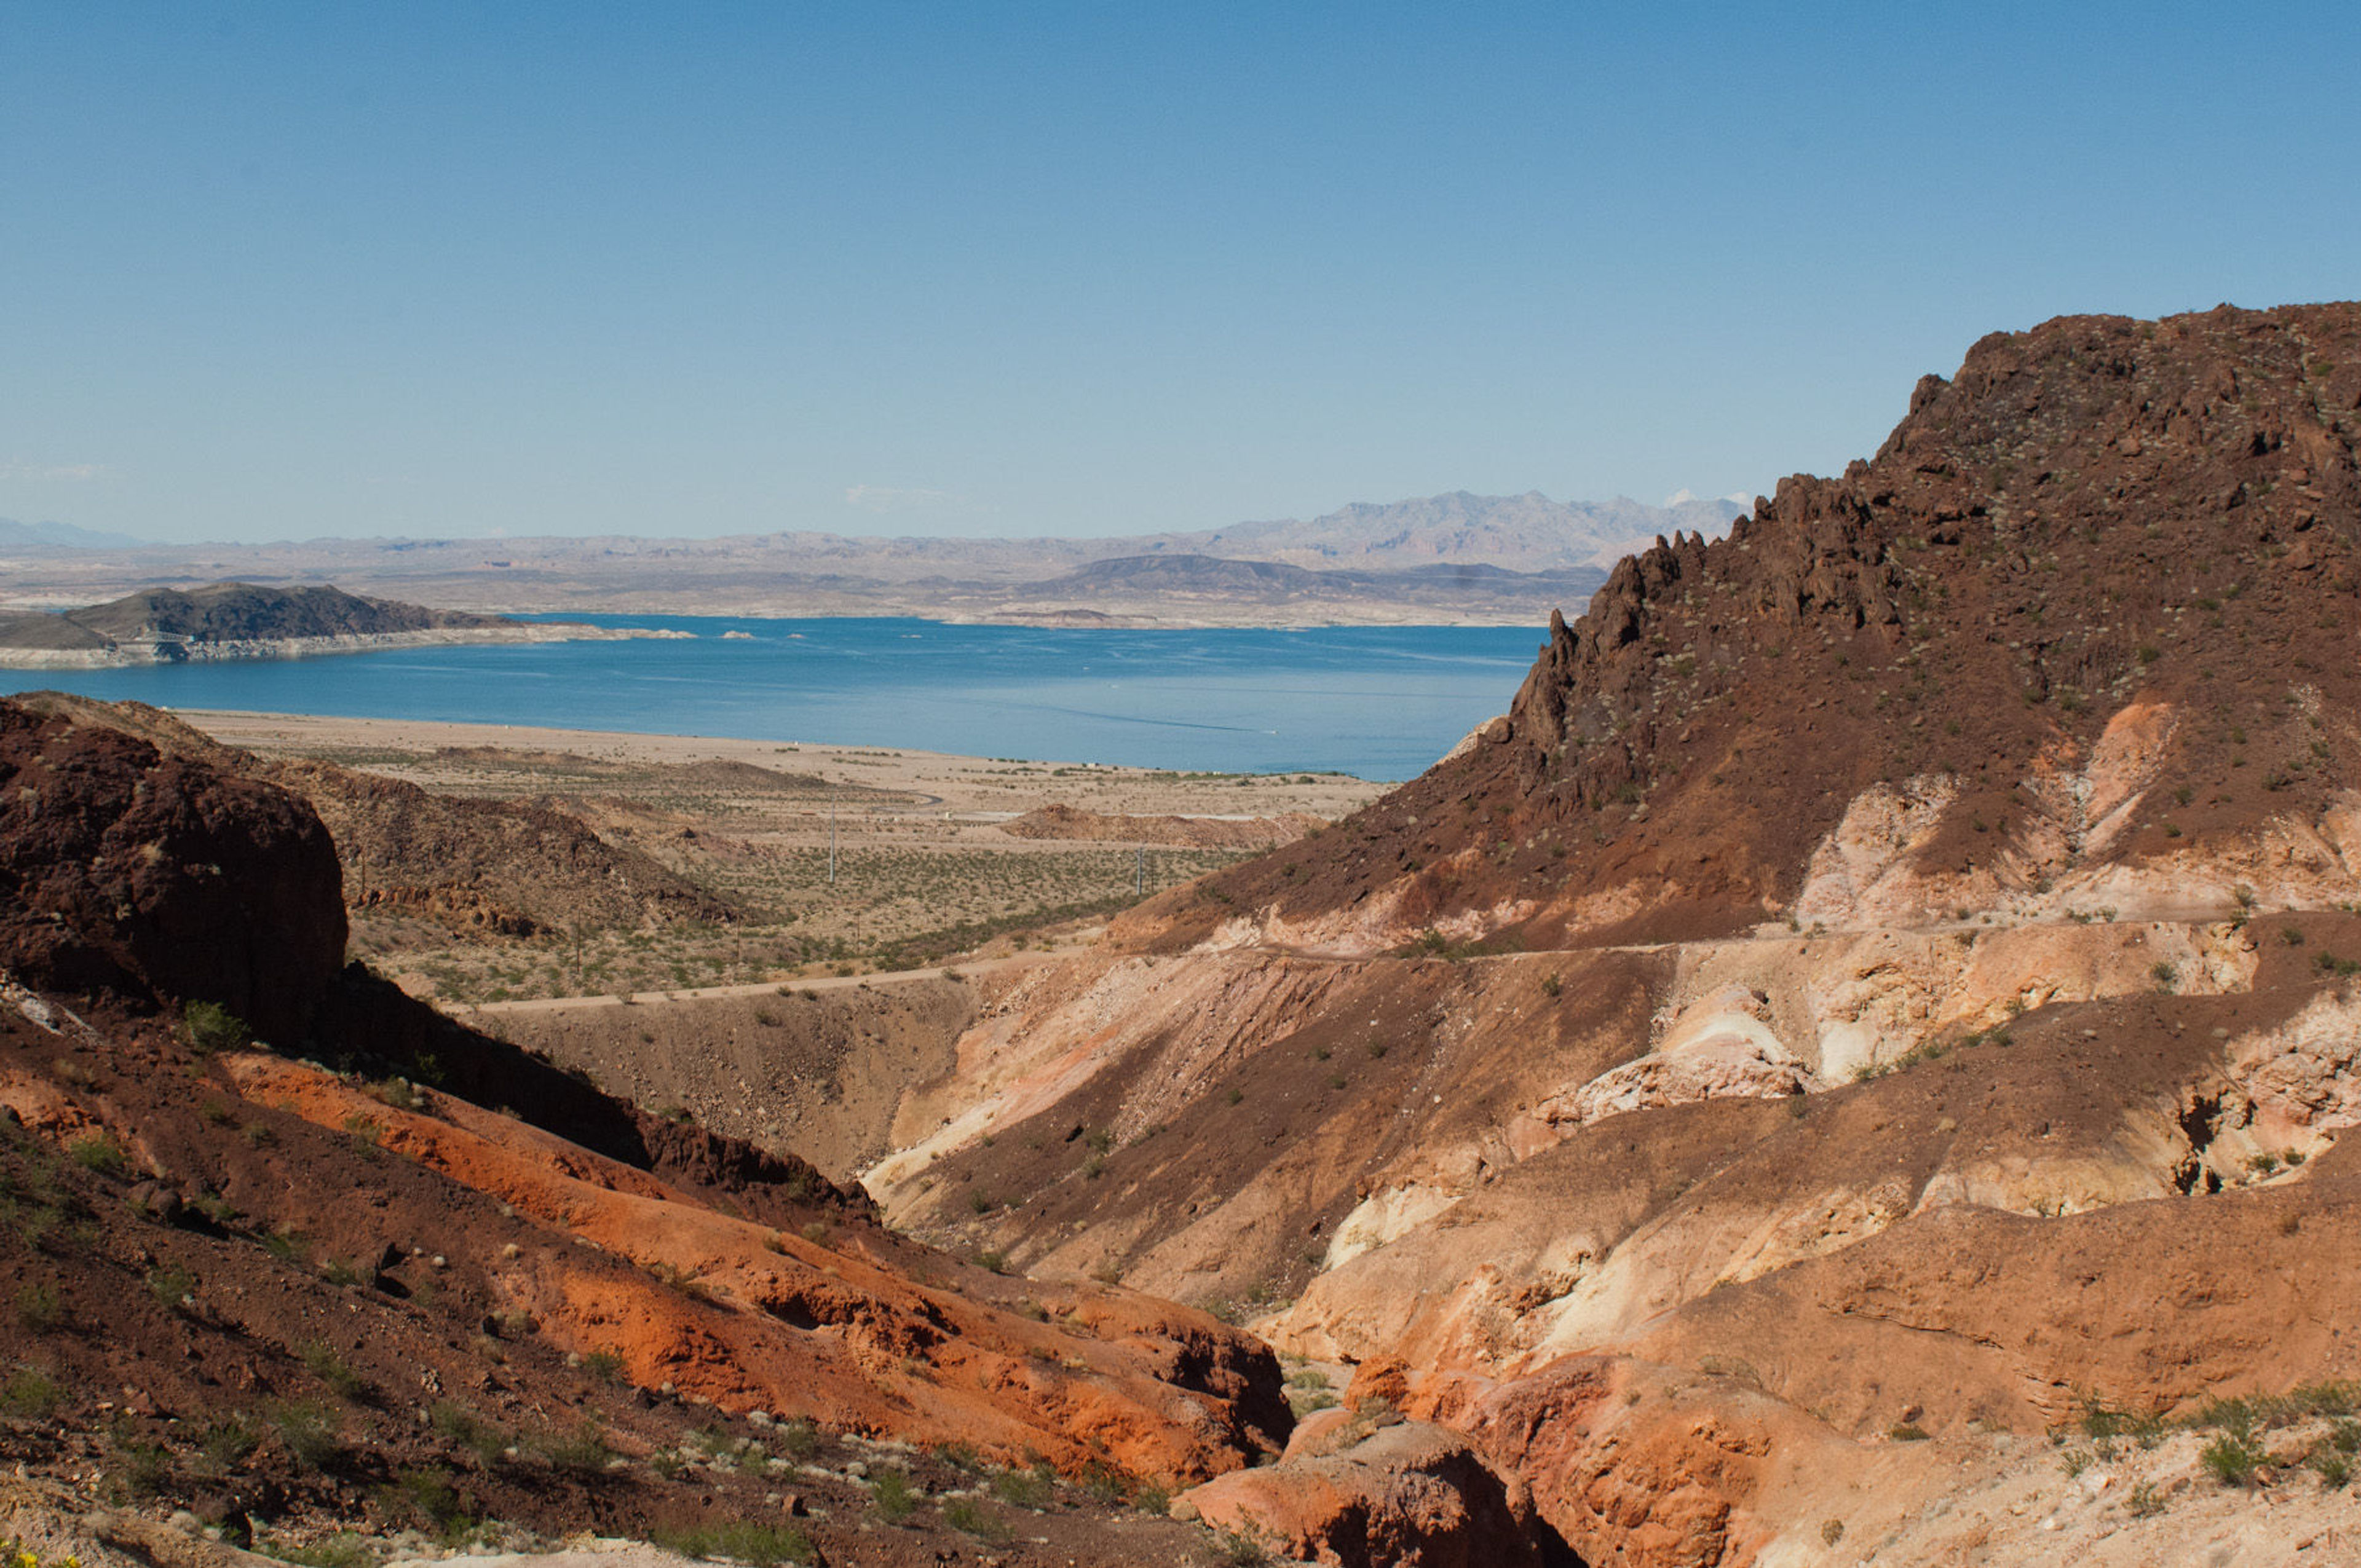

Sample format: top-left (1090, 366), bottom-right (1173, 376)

top-left (1117, 302), bottom-right (2361, 955)
top-left (0, 696), bottom-right (344, 1041)
top-left (1180, 1412), bottom-right (1549, 1567)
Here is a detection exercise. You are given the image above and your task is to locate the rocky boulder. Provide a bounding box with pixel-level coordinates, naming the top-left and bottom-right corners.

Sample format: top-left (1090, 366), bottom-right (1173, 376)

top-left (0, 696), bottom-right (345, 1042)
top-left (1180, 1414), bottom-right (1548, 1567)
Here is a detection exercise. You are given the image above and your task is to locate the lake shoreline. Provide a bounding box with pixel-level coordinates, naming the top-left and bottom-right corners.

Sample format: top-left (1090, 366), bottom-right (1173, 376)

top-left (5, 616), bottom-right (1536, 780)
top-left (0, 620), bottom-right (689, 669)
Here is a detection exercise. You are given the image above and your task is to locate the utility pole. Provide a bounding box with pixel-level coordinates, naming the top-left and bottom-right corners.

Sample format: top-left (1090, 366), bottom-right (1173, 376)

top-left (828, 792), bottom-right (837, 884)
top-left (1136, 843), bottom-right (1145, 897)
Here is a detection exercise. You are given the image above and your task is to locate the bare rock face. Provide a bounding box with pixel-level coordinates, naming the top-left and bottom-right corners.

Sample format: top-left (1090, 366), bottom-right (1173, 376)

top-left (0, 697), bottom-right (344, 1041)
top-left (1181, 1415), bottom-right (1546, 1568)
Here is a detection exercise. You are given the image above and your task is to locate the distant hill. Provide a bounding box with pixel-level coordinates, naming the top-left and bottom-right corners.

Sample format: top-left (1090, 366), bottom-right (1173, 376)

top-left (60, 581), bottom-right (507, 644)
top-left (0, 581), bottom-right (668, 667)
top-left (0, 516), bottom-right (147, 550)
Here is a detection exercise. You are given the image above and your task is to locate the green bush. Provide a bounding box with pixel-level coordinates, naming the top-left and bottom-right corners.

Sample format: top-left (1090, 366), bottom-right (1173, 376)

top-left (269, 1399), bottom-right (341, 1470)
top-left (68, 1134), bottom-right (128, 1178)
top-left (199, 1412), bottom-right (263, 1470)
top-left (991, 1462), bottom-right (1055, 1509)
top-left (943, 1498), bottom-right (1010, 1541)
top-left (146, 1263), bottom-right (197, 1312)
top-left (431, 1401), bottom-right (509, 1467)
top-left (649, 1523), bottom-right (814, 1566)
top-left (301, 1341), bottom-right (367, 1401)
top-left (869, 1466), bottom-right (917, 1524)
top-left (266, 1531), bottom-right (370, 1568)
top-left (183, 1000), bottom-right (251, 1054)
top-left (542, 1420), bottom-right (614, 1475)
top-left (1, 1366), bottom-right (63, 1419)
top-left (2201, 1428), bottom-right (2267, 1485)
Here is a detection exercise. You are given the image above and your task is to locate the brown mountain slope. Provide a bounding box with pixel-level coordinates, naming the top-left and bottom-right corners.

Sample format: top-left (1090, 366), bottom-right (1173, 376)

top-left (1120, 302), bottom-right (2361, 955)
top-left (861, 304), bottom-right (2361, 1566)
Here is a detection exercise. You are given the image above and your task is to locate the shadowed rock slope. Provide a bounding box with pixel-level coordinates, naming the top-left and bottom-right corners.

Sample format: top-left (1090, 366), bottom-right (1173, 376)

top-left (864, 304), bottom-right (2361, 1566)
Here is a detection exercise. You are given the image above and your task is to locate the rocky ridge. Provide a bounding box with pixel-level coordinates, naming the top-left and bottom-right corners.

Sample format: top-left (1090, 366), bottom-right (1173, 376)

top-left (858, 304), bottom-right (2361, 1565)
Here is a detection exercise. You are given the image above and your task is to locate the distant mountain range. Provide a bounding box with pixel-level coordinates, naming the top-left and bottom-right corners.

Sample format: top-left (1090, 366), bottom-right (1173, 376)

top-left (0, 491), bottom-right (1748, 627)
top-left (0, 516), bottom-right (149, 550)
top-left (1174, 490), bottom-right (1744, 571)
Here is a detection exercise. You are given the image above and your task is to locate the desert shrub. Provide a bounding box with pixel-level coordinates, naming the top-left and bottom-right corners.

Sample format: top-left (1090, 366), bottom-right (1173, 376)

top-left (2201, 1427), bottom-right (2267, 1485)
top-left (390, 1465), bottom-right (472, 1532)
top-left (1213, 1529), bottom-right (1271, 1567)
top-left (365, 1077), bottom-right (422, 1111)
top-left (271, 1399), bottom-right (341, 1470)
top-left (943, 1498), bottom-right (1010, 1541)
top-left (432, 1401), bottom-right (509, 1467)
top-left (146, 1263), bottom-right (197, 1312)
top-left (199, 1412), bottom-right (263, 1469)
top-left (651, 1523), bottom-right (814, 1566)
top-left (107, 1428), bottom-right (174, 1498)
top-left (580, 1348), bottom-right (625, 1385)
top-left (268, 1532), bottom-right (371, 1568)
top-left (301, 1341), bottom-right (367, 1401)
top-left (183, 1000), bottom-right (251, 1054)
top-left (14, 1283), bottom-right (63, 1333)
top-left (2079, 1396), bottom-right (2167, 1448)
top-left (991, 1462), bottom-right (1055, 1510)
top-left (542, 1420), bottom-right (615, 1475)
top-left (1, 1366), bottom-right (63, 1419)
top-left (775, 1417), bottom-right (818, 1459)
top-left (67, 1134), bottom-right (127, 1178)
top-left (869, 1466), bottom-right (917, 1524)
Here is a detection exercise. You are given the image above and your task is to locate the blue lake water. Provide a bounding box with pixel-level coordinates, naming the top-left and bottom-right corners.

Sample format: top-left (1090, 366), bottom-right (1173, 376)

top-left (6, 615), bottom-right (1549, 782)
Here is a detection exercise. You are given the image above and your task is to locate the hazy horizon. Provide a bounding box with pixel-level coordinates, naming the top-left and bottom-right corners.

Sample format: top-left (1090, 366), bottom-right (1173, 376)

top-left (0, 484), bottom-right (1755, 551)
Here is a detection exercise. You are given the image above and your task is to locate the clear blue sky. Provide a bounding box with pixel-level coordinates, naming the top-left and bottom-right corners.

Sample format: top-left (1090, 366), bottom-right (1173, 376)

top-left (4, 2), bottom-right (2355, 544)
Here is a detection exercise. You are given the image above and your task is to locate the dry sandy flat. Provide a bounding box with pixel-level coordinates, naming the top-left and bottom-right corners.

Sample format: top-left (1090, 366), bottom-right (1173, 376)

top-left (180, 707), bottom-right (1392, 818)
top-left (164, 708), bottom-right (1394, 1005)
